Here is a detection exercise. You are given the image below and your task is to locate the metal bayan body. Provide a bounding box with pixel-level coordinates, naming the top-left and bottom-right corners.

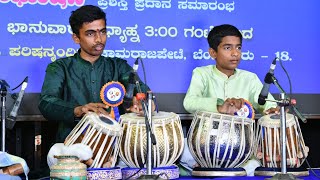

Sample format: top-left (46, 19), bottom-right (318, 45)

top-left (188, 111), bottom-right (255, 168)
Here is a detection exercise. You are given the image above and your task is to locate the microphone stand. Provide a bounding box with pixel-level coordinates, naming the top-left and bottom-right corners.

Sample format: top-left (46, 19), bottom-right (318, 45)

top-left (0, 78), bottom-right (27, 152)
top-left (0, 81), bottom-right (8, 151)
top-left (136, 89), bottom-right (161, 179)
top-left (270, 75), bottom-right (307, 123)
top-left (264, 74), bottom-right (302, 180)
top-left (147, 92), bottom-right (155, 175)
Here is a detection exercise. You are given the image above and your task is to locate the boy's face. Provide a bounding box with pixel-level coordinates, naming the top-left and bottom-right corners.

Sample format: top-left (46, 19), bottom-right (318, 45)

top-left (72, 19), bottom-right (107, 62)
top-left (209, 36), bottom-right (242, 75)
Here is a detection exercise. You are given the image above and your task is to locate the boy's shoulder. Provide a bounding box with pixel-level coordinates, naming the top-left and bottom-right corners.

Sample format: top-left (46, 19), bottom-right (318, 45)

top-left (236, 68), bottom-right (256, 74)
top-left (236, 68), bottom-right (259, 78)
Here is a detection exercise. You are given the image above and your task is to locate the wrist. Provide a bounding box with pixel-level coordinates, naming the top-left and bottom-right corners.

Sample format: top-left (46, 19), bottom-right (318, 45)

top-left (217, 105), bottom-right (222, 113)
top-left (74, 106), bottom-right (83, 117)
top-left (217, 98), bottom-right (224, 113)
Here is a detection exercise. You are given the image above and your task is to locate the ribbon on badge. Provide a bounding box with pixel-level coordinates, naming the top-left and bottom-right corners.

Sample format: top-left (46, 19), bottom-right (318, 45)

top-left (234, 99), bottom-right (255, 119)
top-left (100, 81), bottom-right (126, 122)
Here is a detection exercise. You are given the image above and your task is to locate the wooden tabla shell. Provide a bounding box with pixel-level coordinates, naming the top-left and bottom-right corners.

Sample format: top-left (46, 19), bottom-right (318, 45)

top-left (254, 113), bottom-right (309, 168)
top-left (187, 111), bottom-right (255, 168)
top-left (119, 111), bottom-right (184, 168)
top-left (64, 112), bottom-right (123, 168)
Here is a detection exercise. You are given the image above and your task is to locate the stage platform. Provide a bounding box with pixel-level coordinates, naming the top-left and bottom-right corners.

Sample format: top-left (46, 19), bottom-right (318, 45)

top-left (28, 169), bottom-right (320, 180)
top-left (179, 169), bottom-right (319, 180)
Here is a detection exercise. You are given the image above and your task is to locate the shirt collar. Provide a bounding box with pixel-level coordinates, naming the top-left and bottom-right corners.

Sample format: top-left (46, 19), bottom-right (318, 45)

top-left (213, 65), bottom-right (238, 80)
top-left (75, 49), bottom-right (103, 67)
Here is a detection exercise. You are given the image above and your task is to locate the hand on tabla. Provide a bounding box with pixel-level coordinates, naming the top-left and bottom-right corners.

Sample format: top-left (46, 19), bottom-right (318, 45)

top-left (217, 98), bottom-right (245, 115)
top-left (264, 106), bottom-right (289, 115)
top-left (74, 103), bottom-right (109, 117)
top-left (127, 96), bottom-right (155, 116)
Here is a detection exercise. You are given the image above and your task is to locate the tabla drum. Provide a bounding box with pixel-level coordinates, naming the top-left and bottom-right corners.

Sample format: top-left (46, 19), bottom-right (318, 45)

top-left (119, 111), bottom-right (184, 168)
top-left (254, 113), bottom-right (309, 168)
top-left (187, 111), bottom-right (255, 169)
top-left (64, 112), bottom-right (123, 169)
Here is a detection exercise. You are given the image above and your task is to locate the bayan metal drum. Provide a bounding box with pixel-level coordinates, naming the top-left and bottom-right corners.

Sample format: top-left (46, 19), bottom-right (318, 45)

top-left (254, 113), bottom-right (309, 168)
top-left (119, 111), bottom-right (184, 168)
top-left (64, 112), bottom-right (123, 169)
top-left (188, 111), bottom-right (255, 170)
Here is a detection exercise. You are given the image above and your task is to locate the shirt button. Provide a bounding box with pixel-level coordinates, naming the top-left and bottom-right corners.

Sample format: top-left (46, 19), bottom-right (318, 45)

top-left (93, 92), bottom-right (96, 95)
top-left (92, 80), bottom-right (95, 83)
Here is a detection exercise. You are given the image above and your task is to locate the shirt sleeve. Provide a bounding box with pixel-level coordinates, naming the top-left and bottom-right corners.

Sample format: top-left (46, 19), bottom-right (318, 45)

top-left (38, 62), bottom-right (78, 124)
top-left (183, 68), bottom-right (219, 113)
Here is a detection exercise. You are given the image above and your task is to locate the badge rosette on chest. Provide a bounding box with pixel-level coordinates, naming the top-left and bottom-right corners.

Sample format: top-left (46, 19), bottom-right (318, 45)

top-left (100, 81), bottom-right (126, 121)
top-left (234, 99), bottom-right (255, 119)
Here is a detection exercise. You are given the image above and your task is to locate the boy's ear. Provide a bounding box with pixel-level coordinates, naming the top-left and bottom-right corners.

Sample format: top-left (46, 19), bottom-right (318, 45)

top-left (72, 34), bottom-right (80, 44)
top-left (209, 48), bottom-right (217, 59)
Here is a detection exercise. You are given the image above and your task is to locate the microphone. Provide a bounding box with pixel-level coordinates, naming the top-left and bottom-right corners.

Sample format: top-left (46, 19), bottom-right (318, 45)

top-left (0, 80), bottom-right (18, 99)
top-left (6, 76), bottom-right (28, 130)
top-left (122, 58), bottom-right (139, 109)
top-left (0, 79), bottom-right (10, 90)
top-left (258, 58), bottom-right (277, 105)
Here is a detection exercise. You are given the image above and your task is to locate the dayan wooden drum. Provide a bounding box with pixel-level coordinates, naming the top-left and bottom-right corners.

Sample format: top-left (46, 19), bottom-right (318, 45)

top-left (188, 111), bottom-right (255, 168)
top-left (119, 111), bottom-right (184, 168)
top-left (254, 113), bottom-right (309, 168)
top-left (64, 112), bottom-right (123, 168)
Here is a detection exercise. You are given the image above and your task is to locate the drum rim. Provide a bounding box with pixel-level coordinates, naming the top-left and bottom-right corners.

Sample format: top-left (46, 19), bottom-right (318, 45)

top-left (194, 111), bottom-right (254, 123)
top-left (120, 111), bottom-right (179, 123)
top-left (85, 112), bottom-right (123, 133)
top-left (258, 113), bottom-right (296, 126)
